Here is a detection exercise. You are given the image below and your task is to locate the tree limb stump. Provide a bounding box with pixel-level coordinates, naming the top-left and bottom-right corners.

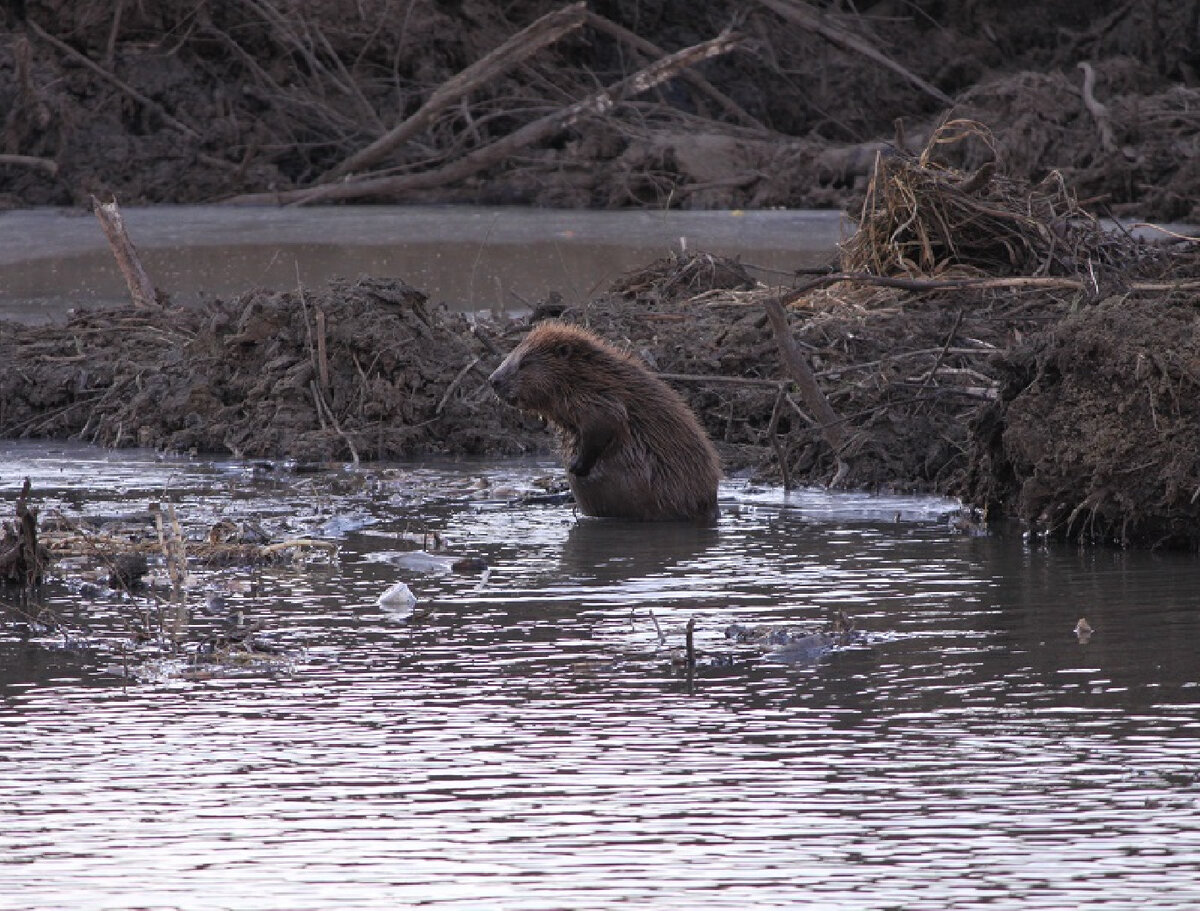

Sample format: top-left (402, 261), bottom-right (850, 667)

top-left (92, 196), bottom-right (159, 308)
top-left (764, 295), bottom-right (847, 454)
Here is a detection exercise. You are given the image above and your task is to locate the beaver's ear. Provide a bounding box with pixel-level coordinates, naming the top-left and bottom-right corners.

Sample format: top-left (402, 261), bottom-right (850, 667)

top-left (554, 342), bottom-right (571, 358)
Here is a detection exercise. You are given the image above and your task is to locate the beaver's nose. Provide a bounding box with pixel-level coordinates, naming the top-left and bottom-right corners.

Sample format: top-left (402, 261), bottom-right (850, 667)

top-left (488, 357), bottom-right (516, 395)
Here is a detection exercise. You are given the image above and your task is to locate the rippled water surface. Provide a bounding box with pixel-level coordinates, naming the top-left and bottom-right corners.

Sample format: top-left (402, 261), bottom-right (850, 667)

top-left (3, 443), bottom-right (1199, 910)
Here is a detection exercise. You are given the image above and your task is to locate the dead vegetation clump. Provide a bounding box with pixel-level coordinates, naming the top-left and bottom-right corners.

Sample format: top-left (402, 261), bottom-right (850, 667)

top-left (609, 250), bottom-right (757, 303)
top-left (841, 119), bottom-right (1150, 279)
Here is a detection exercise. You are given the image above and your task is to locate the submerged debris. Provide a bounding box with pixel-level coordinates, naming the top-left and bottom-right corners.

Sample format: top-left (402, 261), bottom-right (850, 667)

top-left (1, 483), bottom-right (341, 682)
top-left (725, 609), bottom-right (865, 666)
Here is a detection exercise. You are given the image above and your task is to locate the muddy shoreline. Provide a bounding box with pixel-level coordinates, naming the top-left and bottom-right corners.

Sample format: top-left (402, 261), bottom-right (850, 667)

top-left (4, 169), bottom-right (1200, 551)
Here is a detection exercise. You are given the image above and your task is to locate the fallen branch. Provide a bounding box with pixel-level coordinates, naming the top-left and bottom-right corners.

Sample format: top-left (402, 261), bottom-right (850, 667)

top-left (776, 270), bottom-right (1200, 305)
top-left (436, 357), bottom-right (482, 415)
top-left (764, 295), bottom-right (847, 453)
top-left (585, 10), bottom-right (766, 131)
top-left (321, 2), bottom-right (587, 182)
top-left (92, 196), bottom-right (159, 309)
top-left (767, 387), bottom-right (793, 490)
top-left (658, 372), bottom-right (783, 388)
top-left (0, 154), bottom-right (58, 175)
top-left (1131, 223), bottom-right (1200, 244)
top-left (917, 307), bottom-right (965, 394)
top-left (310, 380), bottom-right (361, 466)
top-left (754, 0), bottom-right (953, 107)
top-left (224, 29), bottom-right (743, 205)
top-left (1078, 61), bottom-right (1117, 153)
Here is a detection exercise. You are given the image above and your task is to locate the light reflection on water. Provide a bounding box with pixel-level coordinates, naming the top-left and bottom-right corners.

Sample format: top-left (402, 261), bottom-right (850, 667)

top-left (2, 442), bottom-right (1199, 910)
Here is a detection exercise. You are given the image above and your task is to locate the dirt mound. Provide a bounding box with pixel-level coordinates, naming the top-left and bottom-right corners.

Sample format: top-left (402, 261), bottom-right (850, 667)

top-left (609, 251), bottom-right (756, 303)
top-left (0, 278), bottom-right (546, 462)
top-left (965, 293), bottom-right (1200, 549)
top-left (947, 64), bottom-right (1200, 223)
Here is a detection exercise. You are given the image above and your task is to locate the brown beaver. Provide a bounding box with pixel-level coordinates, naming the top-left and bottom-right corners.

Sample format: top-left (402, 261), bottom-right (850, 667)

top-left (489, 321), bottom-right (721, 522)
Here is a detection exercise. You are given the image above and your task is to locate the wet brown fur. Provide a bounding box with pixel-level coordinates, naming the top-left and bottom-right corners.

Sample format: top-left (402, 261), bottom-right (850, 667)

top-left (489, 321), bottom-right (721, 522)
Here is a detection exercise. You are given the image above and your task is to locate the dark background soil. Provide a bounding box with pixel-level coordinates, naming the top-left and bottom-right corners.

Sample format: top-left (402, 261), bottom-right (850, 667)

top-left (2, 0), bottom-right (1198, 219)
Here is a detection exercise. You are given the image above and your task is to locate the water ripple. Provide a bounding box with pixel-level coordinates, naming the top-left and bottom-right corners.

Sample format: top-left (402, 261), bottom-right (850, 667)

top-left (2, 445), bottom-right (1199, 909)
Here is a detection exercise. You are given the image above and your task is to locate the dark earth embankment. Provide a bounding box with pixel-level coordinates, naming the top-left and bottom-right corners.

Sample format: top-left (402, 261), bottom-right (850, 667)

top-left (2, 1), bottom-right (1198, 219)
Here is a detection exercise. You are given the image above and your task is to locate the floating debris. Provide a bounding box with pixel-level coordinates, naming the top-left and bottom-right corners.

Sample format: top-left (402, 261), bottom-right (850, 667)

top-left (1074, 617), bottom-right (1094, 644)
top-left (377, 581), bottom-right (417, 617)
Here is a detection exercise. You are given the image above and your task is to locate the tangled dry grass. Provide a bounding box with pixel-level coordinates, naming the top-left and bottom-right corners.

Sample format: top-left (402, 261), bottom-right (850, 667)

top-left (841, 119), bottom-right (1153, 280)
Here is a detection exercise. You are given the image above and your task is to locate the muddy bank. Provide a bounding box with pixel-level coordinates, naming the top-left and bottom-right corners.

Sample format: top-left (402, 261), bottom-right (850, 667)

top-left (0, 277), bottom-right (549, 463)
top-left (5, 237), bottom-right (1200, 550)
top-left (966, 292), bottom-right (1200, 550)
top-left (2, 2), bottom-right (1199, 219)
top-left (5, 126), bottom-right (1200, 548)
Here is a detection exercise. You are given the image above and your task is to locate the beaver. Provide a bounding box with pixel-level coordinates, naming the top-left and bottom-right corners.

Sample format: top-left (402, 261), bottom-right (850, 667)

top-left (489, 320), bottom-right (721, 522)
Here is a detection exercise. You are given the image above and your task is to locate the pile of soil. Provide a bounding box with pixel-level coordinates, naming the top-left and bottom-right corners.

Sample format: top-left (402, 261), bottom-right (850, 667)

top-left (966, 291), bottom-right (1200, 549)
top-left (0, 276), bottom-right (549, 462)
top-left (2, 1), bottom-right (1198, 218)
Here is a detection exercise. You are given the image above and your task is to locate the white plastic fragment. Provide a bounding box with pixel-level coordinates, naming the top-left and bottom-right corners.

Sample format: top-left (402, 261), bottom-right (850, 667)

top-left (377, 581), bottom-right (417, 616)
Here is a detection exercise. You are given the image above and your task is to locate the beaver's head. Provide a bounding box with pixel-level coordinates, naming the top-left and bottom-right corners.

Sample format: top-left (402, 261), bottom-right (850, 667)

top-left (489, 321), bottom-right (609, 419)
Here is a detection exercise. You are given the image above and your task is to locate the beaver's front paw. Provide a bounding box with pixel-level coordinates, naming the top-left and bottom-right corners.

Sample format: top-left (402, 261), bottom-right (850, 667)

top-left (568, 455), bottom-right (591, 477)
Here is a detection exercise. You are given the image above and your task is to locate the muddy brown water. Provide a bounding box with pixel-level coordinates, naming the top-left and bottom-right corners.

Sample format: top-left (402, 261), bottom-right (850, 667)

top-left (0, 205), bottom-right (847, 323)
top-left (3, 208), bottom-right (1200, 908)
top-left (3, 442), bottom-right (1200, 910)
